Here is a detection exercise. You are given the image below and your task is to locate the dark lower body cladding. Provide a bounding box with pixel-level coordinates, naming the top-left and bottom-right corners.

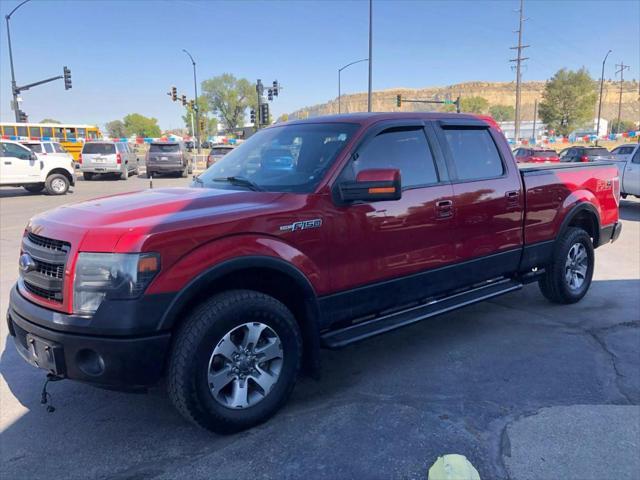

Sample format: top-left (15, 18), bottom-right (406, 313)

top-left (7, 286), bottom-right (171, 390)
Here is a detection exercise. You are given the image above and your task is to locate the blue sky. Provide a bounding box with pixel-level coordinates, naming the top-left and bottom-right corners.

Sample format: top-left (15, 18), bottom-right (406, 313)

top-left (1, 0), bottom-right (638, 130)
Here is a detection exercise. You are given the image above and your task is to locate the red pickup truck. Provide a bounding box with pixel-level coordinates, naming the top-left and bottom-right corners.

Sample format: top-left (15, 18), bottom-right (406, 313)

top-left (8, 113), bottom-right (621, 433)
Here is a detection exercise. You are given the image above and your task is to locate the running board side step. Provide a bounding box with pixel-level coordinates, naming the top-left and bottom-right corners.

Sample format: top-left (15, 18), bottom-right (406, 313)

top-left (320, 279), bottom-right (522, 349)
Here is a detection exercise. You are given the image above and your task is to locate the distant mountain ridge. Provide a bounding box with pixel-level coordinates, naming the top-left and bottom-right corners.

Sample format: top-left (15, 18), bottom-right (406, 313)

top-left (288, 80), bottom-right (639, 122)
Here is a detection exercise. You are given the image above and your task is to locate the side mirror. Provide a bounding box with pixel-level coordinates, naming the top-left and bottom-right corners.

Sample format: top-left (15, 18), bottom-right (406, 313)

top-left (338, 168), bottom-right (402, 203)
top-left (29, 152), bottom-right (37, 161)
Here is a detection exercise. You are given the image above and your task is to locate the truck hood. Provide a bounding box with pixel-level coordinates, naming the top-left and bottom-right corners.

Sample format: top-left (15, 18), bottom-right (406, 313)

top-left (29, 187), bottom-right (284, 251)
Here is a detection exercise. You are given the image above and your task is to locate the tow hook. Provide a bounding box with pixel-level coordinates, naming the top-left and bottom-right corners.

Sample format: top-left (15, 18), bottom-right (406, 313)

top-left (40, 373), bottom-right (64, 413)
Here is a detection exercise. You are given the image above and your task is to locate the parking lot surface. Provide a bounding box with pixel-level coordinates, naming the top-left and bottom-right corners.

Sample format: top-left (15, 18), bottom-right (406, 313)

top-left (1, 174), bottom-right (639, 480)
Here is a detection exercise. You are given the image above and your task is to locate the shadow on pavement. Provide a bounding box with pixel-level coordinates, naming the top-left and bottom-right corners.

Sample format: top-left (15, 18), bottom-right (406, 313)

top-left (1, 279), bottom-right (638, 479)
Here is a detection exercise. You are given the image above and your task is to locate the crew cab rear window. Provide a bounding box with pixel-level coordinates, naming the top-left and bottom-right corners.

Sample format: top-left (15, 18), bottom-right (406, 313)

top-left (442, 128), bottom-right (504, 181)
top-left (347, 127), bottom-right (439, 188)
top-left (535, 150), bottom-right (557, 158)
top-left (82, 143), bottom-right (116, 155)
top-left (150, 144), bottom-right (180, 153)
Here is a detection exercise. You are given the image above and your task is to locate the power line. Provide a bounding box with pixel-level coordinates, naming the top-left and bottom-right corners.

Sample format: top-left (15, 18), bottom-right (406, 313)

top-left (509, 0), bottom-right (529, 142)
top-left (614, 61), bottom-right (630, 134)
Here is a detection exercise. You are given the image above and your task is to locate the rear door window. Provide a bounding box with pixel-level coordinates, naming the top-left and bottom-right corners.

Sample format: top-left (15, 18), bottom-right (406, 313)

top-left (43, 143), bottom-right (54, 153)
top-left (24, 143), bottom-right (43, 153)
top-left (82, 143), bottom-right (116, 155)
top-left (441, 128), bottom-right (504, 181)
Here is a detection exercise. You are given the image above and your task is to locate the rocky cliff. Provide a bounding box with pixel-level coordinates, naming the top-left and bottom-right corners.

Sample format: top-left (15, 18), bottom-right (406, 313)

top-left (288, 80), bottom-right (639, 123)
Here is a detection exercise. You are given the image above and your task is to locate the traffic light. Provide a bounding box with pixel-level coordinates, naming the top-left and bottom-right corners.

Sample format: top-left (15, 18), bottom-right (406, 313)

top-left (63, 66), bottom-right (72, 90)
top-left (181, 95), bottom-right (187, 106)
top-left (18, 110), bottom-right (28, 123)
top-left (199, 118), bottom-right (206, 133)
top-left (250, 109), bottom-right (256, 124)
top-left (396, 94), bottom-right (402, 108)
top-left (171, 86), bottom-right (177, 102)
top-left (260, 103), bottom-right (269, 125)
top-left (189, 99), bottom-right (195, 110)
top-left (272, 80), bottom-right (279, 96)
top-left (267, 88), bottom-right (273, 101)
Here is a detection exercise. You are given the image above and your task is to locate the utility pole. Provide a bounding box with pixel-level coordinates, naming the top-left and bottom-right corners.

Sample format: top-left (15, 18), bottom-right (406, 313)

top-left (338, 58), bottom-right (368, 114)
top-left (510, 0), bottom-right (529, 143)
top-left (532, 98), bottom-right (537, 144)
top-left (596, 50), bottom-right (612, 144)
top-left (367, 0), bottom-right (373, 112)
top-left (614, 61), bottom-right (630, 134)
top-left (182, 50), bottom-right (200, 153)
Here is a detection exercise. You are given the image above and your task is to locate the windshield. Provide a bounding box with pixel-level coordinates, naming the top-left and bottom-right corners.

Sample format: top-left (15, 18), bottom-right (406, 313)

top-left (24, 143), bottom-right (43, 153)
top-left (150, 143), bottom-right (180, 153)
top-left (212, 147), bottom-right (233, 155)
top-left (83, 143), bottom-right (116, 155)
top-left (534, 150), bottom-right (557, 158)
top-left (196, 123), bottom-right (359, 193)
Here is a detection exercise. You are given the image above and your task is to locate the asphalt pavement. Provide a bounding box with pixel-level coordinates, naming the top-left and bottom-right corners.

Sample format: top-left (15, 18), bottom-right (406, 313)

top-left (1, 172), bottom-right (639, 480)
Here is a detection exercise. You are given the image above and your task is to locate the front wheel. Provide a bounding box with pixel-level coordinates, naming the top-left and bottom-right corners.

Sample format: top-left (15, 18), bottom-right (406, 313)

top-left (538, 227), bottom-right (594, 304)
top-left (45, 174), bottom-right (70, 195)
top-left (168, 290), bottom-right (302, 433)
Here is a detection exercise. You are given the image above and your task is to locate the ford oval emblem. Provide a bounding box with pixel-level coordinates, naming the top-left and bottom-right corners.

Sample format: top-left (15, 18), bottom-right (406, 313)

top-left (19, 253), bottom-right (36, 273)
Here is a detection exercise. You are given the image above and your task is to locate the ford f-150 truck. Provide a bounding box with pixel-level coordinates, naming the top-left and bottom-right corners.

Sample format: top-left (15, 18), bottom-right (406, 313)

top-left (7, 113), bottom-right (621, 433)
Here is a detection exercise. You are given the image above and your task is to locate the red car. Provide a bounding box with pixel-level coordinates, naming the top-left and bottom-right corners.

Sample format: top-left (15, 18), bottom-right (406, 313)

top-left (513, 147), bottom-right (560, 163)
top-left (8, 112), bottom-right (621, 432)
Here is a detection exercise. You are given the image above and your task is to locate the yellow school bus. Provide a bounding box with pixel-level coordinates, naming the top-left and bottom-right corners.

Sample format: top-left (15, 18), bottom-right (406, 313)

top-left (0, 122), bottom-right (102, 160)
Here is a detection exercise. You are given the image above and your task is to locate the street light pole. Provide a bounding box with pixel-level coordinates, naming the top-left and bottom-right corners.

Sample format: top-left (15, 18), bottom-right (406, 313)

top-left (596, 49), bottom-right (612, 145)
top-left (182, 49), bottom-right (201, 154)
top-left (338, 58), bottom-right (368, 114)
top-left (5, 0), bottom-right (32, 122)
top-left (367, 0), bottom-right (373, 112)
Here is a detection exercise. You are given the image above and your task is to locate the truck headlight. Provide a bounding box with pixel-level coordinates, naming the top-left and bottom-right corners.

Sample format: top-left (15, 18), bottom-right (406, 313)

top-left (73, 253), bottom-right (160, 315)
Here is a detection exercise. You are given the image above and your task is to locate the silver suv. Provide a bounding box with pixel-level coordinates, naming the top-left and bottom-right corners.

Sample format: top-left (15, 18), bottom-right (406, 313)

top-left (80, 141), bottom-right (138, 180)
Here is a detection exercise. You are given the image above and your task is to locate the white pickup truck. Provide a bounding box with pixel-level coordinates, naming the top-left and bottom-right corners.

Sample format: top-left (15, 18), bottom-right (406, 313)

top-left (611, 143), bottom-right (640, 198)
top-left (0, 140), bottom-right (75, 195)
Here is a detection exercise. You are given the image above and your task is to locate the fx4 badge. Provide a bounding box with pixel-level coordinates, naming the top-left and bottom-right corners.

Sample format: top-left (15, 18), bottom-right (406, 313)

top-left (280, 219), bottom-right (322, 232)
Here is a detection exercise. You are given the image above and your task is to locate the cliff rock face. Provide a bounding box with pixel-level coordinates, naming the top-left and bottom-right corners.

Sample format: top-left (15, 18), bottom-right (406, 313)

top-left (289, 81), bottom-right (639, 123)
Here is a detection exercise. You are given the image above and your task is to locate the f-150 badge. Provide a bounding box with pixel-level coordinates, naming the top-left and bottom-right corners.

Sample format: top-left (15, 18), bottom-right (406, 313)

top-left (280, 219), bottom-right (322, 232)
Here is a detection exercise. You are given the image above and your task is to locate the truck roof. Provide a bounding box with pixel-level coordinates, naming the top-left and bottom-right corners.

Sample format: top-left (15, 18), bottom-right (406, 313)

top-left (282, 112), bottom-right (491, 127)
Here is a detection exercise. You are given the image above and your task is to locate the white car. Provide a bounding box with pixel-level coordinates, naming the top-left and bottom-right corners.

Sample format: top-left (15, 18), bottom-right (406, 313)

top-left (0, 140), bottom-right (75, 195)
top-left (611, 143), bottom-right (640, 198)
top-left (22, 140), bottom-right (74, 162)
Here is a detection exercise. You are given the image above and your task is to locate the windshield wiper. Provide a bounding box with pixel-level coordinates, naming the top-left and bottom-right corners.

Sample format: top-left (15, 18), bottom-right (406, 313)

top-left (212, 176), bottom-right (263, 191)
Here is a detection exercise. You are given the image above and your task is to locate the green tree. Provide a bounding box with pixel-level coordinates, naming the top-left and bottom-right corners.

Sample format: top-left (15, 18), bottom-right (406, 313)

top-left (460, 96), bottom-right (489, 114)
top-left (276, 113), bottom-right (289, 123)
top-left (40, 118), bottom-right (61, 124)
top-left (489, 104), bottom-right (515, 122)
top-left (539, 68), bottom-right (597, 136)
top-left (201, 74), bottom-right (255, 130)
top-left (105, 120), bottom-right (127, 138)
top-left (122, 113), bottom-right (161, 138)
top-left (609, 119), bottom-right (636, 134)
top-left (182, 97), bottom-right (218, 137)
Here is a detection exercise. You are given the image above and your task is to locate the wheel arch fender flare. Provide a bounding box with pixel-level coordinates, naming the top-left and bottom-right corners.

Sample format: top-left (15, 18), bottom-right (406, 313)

top-left (558, 201), bottom-right (601, 246)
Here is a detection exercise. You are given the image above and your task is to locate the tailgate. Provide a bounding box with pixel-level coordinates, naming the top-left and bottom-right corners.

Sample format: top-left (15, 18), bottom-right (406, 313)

top-left (519, 162), bottom-right (619, 245)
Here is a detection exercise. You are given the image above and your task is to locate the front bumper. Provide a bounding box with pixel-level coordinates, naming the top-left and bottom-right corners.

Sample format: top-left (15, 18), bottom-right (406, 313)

top-left (7, 285), bottom-right (172, 389)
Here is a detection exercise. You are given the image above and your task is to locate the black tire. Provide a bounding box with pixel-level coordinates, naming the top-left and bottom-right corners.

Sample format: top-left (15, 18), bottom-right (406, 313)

top-left (23, 183), bottom-right (44, 193)
top-left (45, 173), bottom-right (70, 195)
top-left (538, 227), bottom-right (594, 304)
top-left (168, 290), bottom-right (302, 433)
top-left (83, 172), bottom-right (94, 181)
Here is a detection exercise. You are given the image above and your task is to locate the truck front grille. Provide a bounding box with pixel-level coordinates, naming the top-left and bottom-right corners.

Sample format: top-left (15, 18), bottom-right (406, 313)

top-left (20, 233), bottom-right (70, 303)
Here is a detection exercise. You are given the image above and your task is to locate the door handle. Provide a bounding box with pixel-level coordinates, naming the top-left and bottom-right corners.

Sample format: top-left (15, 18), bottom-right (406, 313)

top-left (505, 190), bottom-right (519, 199)
top-left (436, 199), bottom-right (454, 218)
top-left (4, 161), bottom-right (12, 165)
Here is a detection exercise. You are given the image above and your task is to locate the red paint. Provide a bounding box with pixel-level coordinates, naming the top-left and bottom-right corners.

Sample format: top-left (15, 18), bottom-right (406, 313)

top-left (19, 113), bottom-right (620, 314)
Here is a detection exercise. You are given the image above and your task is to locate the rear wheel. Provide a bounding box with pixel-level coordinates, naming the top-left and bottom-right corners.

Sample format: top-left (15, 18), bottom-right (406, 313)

top-left (538, 227), bottom-right (594, 304)
top-left (83, 172), bottom-right (95, 181)
top-left (23, 183), bottom-right (44, 193)
top-left (45, 173), bottom-right (70, 195)
top-left (168, 290), bottom-right (302, 433)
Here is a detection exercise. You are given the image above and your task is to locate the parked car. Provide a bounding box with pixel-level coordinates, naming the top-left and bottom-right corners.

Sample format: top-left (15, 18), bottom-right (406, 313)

top-left (146, 142), bottom-right (192, 177)
top-left (79, 141), bottom-right (138, 180)
top-left (559, 146), bottom-right (616, 163)
top-left (513, 147), bottom-right (560, 163)
top-left (206, 144), bottom-right (235, 168)
top-left (8, 113), bottom-right (621, 433)
top-left (0, 140), bottom-right (74, 194)
top-left (611, 143), bottom-right (640, 198)
top-left (21, 141), bottom-right (74, 163)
